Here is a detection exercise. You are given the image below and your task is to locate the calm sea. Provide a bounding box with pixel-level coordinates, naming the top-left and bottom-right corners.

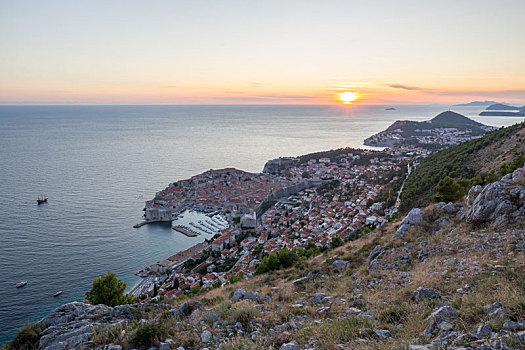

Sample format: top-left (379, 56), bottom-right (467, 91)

top-left (0, 104), bottom-right (519, 342)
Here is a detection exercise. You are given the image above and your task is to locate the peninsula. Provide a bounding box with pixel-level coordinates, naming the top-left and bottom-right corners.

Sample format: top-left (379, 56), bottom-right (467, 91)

top-left (132, 146), bottom-right (421, 301)
top-left (364, 111), bottom-right (496, 150)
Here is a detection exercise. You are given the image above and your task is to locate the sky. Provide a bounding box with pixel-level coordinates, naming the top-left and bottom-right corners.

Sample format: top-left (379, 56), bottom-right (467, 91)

top-left (1, 0), bottom-right (525, 105)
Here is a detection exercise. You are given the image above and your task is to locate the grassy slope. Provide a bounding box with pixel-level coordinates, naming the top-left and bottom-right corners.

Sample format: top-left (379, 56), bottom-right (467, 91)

top-left (399, 121), bottom-right (525, 212)
top-left (87, 206), bottom-right (525, 350)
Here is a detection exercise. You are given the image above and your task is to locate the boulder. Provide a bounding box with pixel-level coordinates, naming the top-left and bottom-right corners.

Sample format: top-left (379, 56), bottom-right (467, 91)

top-left (409, 346), bottom-right (431, 350)
top-left (232, 288), bottom-right (265, 303)
top-left (403, 208), bottom-right (423, 225)
top-left (201, 330), bottom-right (212, 343)
top-left (292, 277), bottom-right (308, 286)
top-left (367, 245), bottom-right (383, 262)
top-left (423, 306), bottom-right (458, 338)
top-left (159, 342), bottom-right (171, 350)
top-left (483, 302), bottom-right (506, 320)
top-left (175, 301), bottom-right (202, 318)
top-left (232, 288), bottom-right (246, 302)
top-left (395, 208), bottom-right (423, 237)
top-left (395, 223), bottom-right (410, 237)
top-left (412, 287), bottom-right (442, 302)
top-left (374, 328), bottom-right (392, 339)
top-left (431, 306), bottom-right (458, 325)
top-left (503, 320), bottom-right (525, 331)
top-left (476, 324), bottom-right (492, 338)
top-left (279, 340), bottom-right (300, 350)
top-left (443, 202), bottom-right (456, 214)
top-left (106, 345), bottom-right (123, 350)
top-left (332, 260), bottom-right (350, 269)
top-left (309, 293), bottom-right (329, 303)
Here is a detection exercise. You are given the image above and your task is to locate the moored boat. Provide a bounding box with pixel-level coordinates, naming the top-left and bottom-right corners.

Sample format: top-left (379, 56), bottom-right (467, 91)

top-left (37, 194), bottom-right (48, 204)
top-left (15, 281), bottom-right (27, 288)
top-left (53, 290), bottom-right (62, 297)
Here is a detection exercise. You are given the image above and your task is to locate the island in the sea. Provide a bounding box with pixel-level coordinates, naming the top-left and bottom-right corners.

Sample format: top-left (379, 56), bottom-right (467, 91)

top-left (479, 103), bottom-right (525, 117)
top-left (452, 100), bottom-right (500, 107)
top-left (364, 111), bottom-right (497, 150)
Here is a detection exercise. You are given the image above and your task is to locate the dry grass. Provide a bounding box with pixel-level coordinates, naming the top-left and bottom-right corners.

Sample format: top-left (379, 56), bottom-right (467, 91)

top-left (88, 204), bottom-right (523, 350)
top-left (231, 300), bottom-right (260, 327)
top-left (470, 126), bottom-right (525, 173)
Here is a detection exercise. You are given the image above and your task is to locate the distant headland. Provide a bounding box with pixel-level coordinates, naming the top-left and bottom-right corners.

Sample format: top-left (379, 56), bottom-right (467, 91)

top-left (364, 111), bottom-right (497, 150)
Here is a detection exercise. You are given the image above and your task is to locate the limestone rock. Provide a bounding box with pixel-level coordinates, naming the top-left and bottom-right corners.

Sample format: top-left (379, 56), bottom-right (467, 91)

top-left (466, 167), bottom-right (525, 225)
top-left (374, 328), bottom-right (392, 339)
top-left (423, 306), bottom-right (458, 338)
top-left (368, 245), bottom-right (383, 262)
top-left (175, 301), bottom-right (202, 318)
top-left (201, 330), bottom-right (212, 343)
top-left (395, 208), bottom-right (422, 237)
top-left (332, 260), bottom-right (350, 269)
top-left (412, 287), bottom-right (442, 302)
top-left (403, 208), bottom-right (423, 225)
top-left (309, 293), bottom-right (329, 304)
top-left (232, 288), bottom-right (266, 303)
top-left (279, 340), bottom-right (300, 350)
top-left (443, 202), bottom-right (457, 214)
top-left (476, 324), bottom-right (492, 338)
top-left (466, 185), bottom-right (483, 206)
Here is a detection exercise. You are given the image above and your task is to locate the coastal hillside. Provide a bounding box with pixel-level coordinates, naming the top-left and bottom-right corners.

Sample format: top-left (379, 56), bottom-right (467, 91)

top-left (6, 165), bottom-right (525, 350)
top-left (399, 121), bottom-right (525, 212)
top-left (363, 111), bottom-right (496, 150)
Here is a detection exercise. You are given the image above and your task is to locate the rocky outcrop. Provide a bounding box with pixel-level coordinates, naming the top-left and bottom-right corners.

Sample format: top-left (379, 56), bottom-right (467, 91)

top-left (465, 167), bottom-right (525, 225)
top-left (262, 157), bottom-right (298, 175)
top-left (231, 288), bottom-right (270, 304)
top-left (332, 260), bottom-right (350, 269)
top-left (422, 306), bottom-right (458, 338)
top-left (466, 185), bottom-right (483, 206)
top-left (412, 287), bottom-right (442, 302)
top-left (37, 302), bottom-right (145, 350)
top-left (395, 208), bottom-right (423, 237)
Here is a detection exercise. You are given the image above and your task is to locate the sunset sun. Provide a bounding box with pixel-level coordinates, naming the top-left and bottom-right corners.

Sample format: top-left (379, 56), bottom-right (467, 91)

top-left (339, 91), bottom-right (358, 104)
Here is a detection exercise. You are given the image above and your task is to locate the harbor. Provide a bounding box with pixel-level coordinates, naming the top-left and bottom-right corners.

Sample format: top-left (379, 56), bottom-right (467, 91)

top-left (172, 225), bottom-right (198, 237)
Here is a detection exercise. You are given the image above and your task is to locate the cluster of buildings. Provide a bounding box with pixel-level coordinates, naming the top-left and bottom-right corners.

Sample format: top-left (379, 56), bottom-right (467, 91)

top-left (144, 168), bottom-right (293, 222)
top-left (137, 148), bottom-right (416, 302)
top-left (364, 126), bottom-right (493, 149)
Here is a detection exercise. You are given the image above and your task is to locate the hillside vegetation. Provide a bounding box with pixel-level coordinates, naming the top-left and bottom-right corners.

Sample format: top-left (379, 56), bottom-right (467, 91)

top-left (399, 121), bottom-right (525, 212)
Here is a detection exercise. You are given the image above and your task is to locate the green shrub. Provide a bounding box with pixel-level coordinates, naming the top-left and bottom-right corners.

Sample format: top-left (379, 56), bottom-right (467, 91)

top-left (433, 176), bottom-right (464, 203)
top-left (255, 248), bottom-right (299, 274)
top-left (85, 272), bottom-right (136, 307)
top-left (331, 236), bottom-right (344, 248)
top-left (4, 323), bottom-right (47, 350)
top-left (128, 323), bottom-right (162, 350)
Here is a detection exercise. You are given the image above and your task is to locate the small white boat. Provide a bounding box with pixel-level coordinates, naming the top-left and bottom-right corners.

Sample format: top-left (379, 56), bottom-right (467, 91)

top-left (15, 281), bottom-right (27, 288)
top-left (53, 290), bottom-right (62, 297)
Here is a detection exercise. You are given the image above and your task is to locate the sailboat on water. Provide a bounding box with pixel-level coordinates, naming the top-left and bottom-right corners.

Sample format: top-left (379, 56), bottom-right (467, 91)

top-left (37, 194), bottom-right (48, 204)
